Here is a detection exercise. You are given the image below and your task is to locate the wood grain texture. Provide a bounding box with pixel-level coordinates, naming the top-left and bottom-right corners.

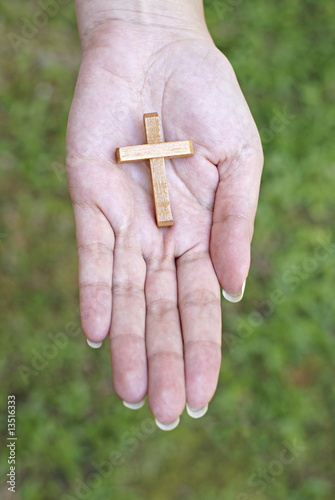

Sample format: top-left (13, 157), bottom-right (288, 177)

top-left (116, 140), bottom-right (194, 164)
top-left (143, 113), bottom-right (173, 227)
top-left (115, 112), bottom-right (194, 228)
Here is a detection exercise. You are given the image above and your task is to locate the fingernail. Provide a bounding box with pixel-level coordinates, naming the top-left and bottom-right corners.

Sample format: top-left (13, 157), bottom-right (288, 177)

top-left (123, 399), bottom-right (145, 410)
top-left (155, 417), bottom-right (180, 431)
top-left (186, 403), bottom-right (208, 419)
top-left (222, 280), bottom-right (246, 303)
top-left (87, 339), bottom-right (103, 349)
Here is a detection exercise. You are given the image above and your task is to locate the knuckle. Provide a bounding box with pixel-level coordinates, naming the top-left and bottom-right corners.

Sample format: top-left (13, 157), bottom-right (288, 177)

top-left (185, 339), bottom-right (221, 350)
top-left (146, 298), bottom-right (177, 315)
top-left (80, 280), bottom-right (110, 290)
top-left (148, 350), bottom-right (183, 362)
top-left (78, 241), bottom-right (113, 255)
top-left (213, 211), bottom-right (249, 225)
top-left (179, 250), bottom-right (208, 266)
top-left (112, 280), bottom-right (144, 297)
top-left (179, 289), bottom-right (220, 308)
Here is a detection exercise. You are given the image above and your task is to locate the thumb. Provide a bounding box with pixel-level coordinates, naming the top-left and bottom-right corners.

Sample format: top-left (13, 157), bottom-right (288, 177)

top-left (210, 147), bottom-right (263, 302)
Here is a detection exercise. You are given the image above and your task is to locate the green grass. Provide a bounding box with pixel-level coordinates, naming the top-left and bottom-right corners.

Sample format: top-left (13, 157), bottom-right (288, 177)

top-left (1, 1), bottom-right (335, 499)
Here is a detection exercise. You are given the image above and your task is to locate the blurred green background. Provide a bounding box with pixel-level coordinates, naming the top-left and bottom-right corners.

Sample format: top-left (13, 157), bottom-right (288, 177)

top-left (1, 0), bottom-right (335, 499)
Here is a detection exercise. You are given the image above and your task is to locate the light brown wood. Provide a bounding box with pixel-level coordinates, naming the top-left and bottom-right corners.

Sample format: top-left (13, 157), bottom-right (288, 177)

top-left (115, 112), bottom-right (194, 227)
top-left (143, 113), bottom-right (173, 227)
top-left (116, 140), bottom-right (194, 164)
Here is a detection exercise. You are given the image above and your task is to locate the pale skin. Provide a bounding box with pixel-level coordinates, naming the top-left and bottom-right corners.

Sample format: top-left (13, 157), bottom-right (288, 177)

top-left (66, 0), bottom-right (263, 426)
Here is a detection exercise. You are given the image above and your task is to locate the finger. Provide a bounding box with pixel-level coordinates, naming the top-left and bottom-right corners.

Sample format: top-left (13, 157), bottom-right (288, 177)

top-left (210, 147), bottom-right (263, 300)
top-left (177, 250), bottom-right (221, 415)
top-left (110, 232), bottom-right (147, 405)
top-left (145, 255), bottom-right (185, 426)
top-left (74, 204), bottom-right (114, 343)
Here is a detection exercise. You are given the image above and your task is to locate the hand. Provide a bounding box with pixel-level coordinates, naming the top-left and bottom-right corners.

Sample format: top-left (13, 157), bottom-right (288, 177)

top-left (66, 14), bottom-right (263, 426)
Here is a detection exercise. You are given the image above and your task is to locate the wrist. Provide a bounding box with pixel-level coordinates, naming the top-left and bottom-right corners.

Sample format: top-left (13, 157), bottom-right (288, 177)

top-left (75, 0), bottom-right (208, 49)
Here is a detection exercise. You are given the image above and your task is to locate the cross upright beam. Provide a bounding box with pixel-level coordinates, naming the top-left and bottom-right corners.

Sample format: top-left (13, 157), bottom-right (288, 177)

top-left (115, 113), bottom-right (194, 227)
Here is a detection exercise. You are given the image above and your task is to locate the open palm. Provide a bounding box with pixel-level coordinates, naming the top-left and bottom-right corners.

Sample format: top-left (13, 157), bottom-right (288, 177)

top-left (66, 23), bottom-right (263, 427)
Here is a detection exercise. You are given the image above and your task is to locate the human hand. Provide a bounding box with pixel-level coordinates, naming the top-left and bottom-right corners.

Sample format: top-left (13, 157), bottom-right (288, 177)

top-left (66, 1), bottom-right (263, 429)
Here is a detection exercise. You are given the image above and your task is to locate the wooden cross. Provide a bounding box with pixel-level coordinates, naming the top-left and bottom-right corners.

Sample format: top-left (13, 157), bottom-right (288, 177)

top-left (116, 113), bottom-right (194, 227)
